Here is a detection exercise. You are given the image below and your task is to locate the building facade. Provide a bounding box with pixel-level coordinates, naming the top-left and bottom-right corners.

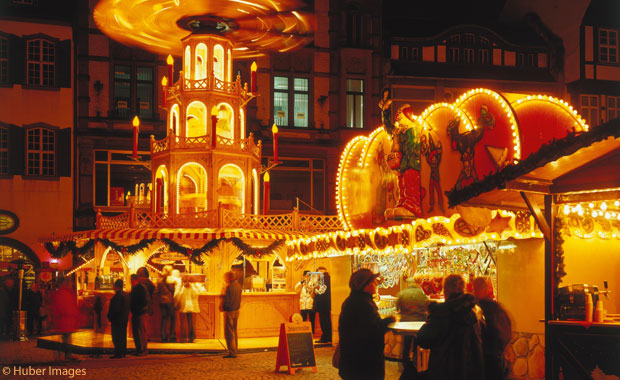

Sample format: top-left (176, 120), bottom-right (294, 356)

top-left (0, 0), bottom-right (75, 278)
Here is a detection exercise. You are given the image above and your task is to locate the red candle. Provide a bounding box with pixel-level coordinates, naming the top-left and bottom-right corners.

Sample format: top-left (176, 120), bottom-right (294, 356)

top-left (167, 55), bottom-right (174, 85)
top-left (271, 123), bottom-right (279, 163)
top-left (161, 76), bottom-right (168, 107)
top-left (263, 171), bottom-right (270, 214)
top-left (250, 61), bottom-right (257, 93)
top-left (132, 116), bottom-right (140, 159)
top-left (211, 106), bottom-right (218, 148)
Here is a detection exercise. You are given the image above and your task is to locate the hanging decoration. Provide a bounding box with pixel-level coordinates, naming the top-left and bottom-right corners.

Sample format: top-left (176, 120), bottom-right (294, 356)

top-left (44, 236), bottom-right (286, 266)
top-left (553, 217), bottom-right (567, 294)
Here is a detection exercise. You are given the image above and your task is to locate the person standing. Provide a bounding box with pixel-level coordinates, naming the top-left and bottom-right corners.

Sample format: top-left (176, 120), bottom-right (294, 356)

top-left (51, 277), bottom-right (79, 361)
top-left (295, 270), bottom-right (315, 334)
top-left (473, 277), bottom-right (512, 380)
top-left (313, 266), bottom-right (332, 343)
top-left (156, 265), bottom-right (176, 342)
top-left (93, 295), bottom-right (103, 333)
top-left (107, 279), bottom-right (130, 358)
top-left (27, 282), bottom-right (43, 336)
top-left (338, 268), bottom-right (395, 380)
top-left (396, 277), bottom-right (429, 371)
top-left (130, 274), bottom-right (150, 356)
top-left (177, 280), bottom-right (200, 343)
top-left (222, 271), bottom-right (241, 358)
top-left (0, 279), bottom-right (9, 340)
top-left (416, 274), bottom-right (485, 380)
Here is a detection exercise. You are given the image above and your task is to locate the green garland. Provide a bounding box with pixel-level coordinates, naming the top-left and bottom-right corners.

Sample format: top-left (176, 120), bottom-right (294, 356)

top-left (228, 237), bottom-right (285, 258)
top-left (45, 237), bottom-right (286, 266)
top-left (553, 217), bottom-right (566, 291)
top-left (446, 117), bottom-right (620, 207)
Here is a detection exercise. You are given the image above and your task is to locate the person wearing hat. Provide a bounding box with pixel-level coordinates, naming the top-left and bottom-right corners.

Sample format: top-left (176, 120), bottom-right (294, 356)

top-left (338, 268), bottom-right (395, 380)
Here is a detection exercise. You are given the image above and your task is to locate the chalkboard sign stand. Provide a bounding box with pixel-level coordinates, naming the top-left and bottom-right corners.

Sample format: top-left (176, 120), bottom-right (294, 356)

top-left (275, 321), bottom-right (317, 374)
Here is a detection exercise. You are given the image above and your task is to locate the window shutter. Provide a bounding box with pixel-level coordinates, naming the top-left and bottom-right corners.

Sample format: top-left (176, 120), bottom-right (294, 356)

top-left (57, 127), bottom-right (71, 177)
top-left (9, 35), bottom-right (25, 85)
top-left (8, 125), bottom-right (24, 175)
top-left (55, 39), bottom-right (71, 88)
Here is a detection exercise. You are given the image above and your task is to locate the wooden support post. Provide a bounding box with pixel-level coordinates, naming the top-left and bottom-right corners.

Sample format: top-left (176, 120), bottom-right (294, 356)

top-left (520, 191), bottom-right (551, 241)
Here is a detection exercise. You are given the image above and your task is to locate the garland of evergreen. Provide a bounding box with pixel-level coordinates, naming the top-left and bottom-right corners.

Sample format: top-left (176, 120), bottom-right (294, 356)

top-left (44, 237), bottom-right (286, 266)
top-left (553, 217), bottom-right (566, 292)
top-left (446, 118), bottom-right (620, 208)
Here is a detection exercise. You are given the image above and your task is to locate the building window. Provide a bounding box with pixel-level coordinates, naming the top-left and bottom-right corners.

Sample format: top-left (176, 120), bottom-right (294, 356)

top-left (27, 39), bottom-right (54, 86)
top-left (608, 96), bottom-right (620, 121)
top-left (463, 48), bottom-right (474, 63)
top-left (527, 53), bottom-right (536, 67)
top-left (346, 79), bottom-right (363, 128)
top-left (0, 38), bottom-right (7, 83)
top-left (447, 47), bottom-right (460, 63)
top-left (411, 47), bottom-right (420, 62)
top-left (448, 34), bottom-right (460, 44)
top-left (478, 48), bottom-right (490, 64)
top-left (263, 158), bottom-right (325, 212)
top-left (0, 127), bottom-right (7, 175)
top-left (273, 76), bottom-right (309, 128)
top-left (599, 29), bottom-right (618, 63)
top-left (399, 46), bottom-right (409, 60)
top-left (26, 127), bottom-right (55, 176)
top-left (346, 12), bottom-right (363, 47)
top-left (581, 95), bottom-right (600, 127)
top-left (464, 33), bottom-right (475, 45)
top-left (113, 64), bottom-right (153, 119)
top-left (94, 150), bottom-right (151, 207)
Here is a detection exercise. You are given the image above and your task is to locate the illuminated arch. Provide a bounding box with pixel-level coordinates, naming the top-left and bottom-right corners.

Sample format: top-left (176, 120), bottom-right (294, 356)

top-left (176, 162), bottom-right (208, 214)
top-left (155, 165), bottom-right (169, 214)
top-left (170, 104), bottom-right (180, 136)
top-left (215, 102), bottom-right (234, 139)
top-left (218, 164), bottom-right (245, 213)
top-left (195, 43), bottom-right (207, 80)
top-left (184, 45), bottom-right (191, 80)
top-left (186, 101), bottom-right (207, 137)
top-left (252, 168), bottom-right (259, 215)
top-left (213, 44), bottom-right (224, 81)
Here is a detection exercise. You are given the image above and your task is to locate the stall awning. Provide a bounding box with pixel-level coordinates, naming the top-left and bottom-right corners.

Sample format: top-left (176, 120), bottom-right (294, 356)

top-left (39, 228), bottom-right (315, 244)
top-left (447, 118), bottom-right (620, 210)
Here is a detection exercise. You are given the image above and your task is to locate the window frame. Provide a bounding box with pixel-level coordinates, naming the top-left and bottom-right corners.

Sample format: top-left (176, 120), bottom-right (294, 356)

top-left (111, 63), bottom-right (155, 119)
top-left (272, 75), bottom-right (311, 128)
top-left (263, 157), bottom-right (326, 212)
top-left (607, 96), bottom-right (620, 121)
top-left (580, 94), bottom-right (600, 128)
top-left (345, 78), bottom-right (364, 129)
top-left (599, 28), bottom-right (618, 64)
top-left (25, 126), bottom-right (56, 177)
top-left (93, 149), bottom-right (151, 209)
top-left (0, 37), bottom-right (7, 84)
top-left (26, 38), bottom-right (55, 87)
top-left (0, 127), bottom-right (7, 175)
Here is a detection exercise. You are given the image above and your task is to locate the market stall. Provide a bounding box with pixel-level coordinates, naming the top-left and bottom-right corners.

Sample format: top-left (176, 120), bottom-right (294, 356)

top-left (447, 118), bottom-right (620, 380)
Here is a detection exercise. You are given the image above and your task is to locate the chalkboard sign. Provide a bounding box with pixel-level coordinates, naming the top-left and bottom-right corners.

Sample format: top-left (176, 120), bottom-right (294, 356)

top-left (275, 321), bottom-right (317, 374)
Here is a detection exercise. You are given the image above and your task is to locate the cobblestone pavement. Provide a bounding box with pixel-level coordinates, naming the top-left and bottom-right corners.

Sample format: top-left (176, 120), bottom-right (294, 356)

top-left (0, 339), bottom-right (403, 380)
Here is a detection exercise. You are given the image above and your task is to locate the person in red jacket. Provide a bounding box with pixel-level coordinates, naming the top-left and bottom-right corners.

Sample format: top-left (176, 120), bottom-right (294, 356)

top-left (51, 277), bottom-right (79, 361)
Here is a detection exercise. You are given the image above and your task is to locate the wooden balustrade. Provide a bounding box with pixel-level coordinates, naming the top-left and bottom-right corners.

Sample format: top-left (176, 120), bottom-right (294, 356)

top-left (95, 205), bottom-right (342, 232)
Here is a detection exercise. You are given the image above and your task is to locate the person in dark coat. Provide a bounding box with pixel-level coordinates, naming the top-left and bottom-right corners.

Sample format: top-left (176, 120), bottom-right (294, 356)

top-left (222, 271), bottom-right (242, 358)
top-left (473, 277), bottom-right (512, 380)
top-left (313, 267), bottom-right (332, 343)
top-left (130, 274), bottom-right (150, 356)
top-left (416, 274), bottom-right (485, 380)
top-left (156, 265), bottom-right (176, 342)
top-left (107, 279), bottom-right (130, 358)
top-left (26, 282), bottom-right (43, 336)
top-left (338, 268), bottom-right (395, 380)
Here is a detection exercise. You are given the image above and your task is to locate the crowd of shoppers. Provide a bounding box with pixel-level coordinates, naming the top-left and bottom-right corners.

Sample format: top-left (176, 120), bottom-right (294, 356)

top-left (337, 270), bottom-right (512, 380)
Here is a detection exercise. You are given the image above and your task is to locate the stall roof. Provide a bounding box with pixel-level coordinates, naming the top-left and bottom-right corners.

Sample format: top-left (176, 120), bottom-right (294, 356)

top-left (39, 228), bottom-right (316, 244)
top-left (447, 118), bottom-right (620, 210)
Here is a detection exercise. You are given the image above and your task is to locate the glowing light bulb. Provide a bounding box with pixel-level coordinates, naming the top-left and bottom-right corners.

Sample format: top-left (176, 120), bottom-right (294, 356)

top-left (589, 202), bottom-right (595, 209)
top-left (592, 211), bottom-right (598, 218)
top-left (601, 202), bottom-right (608, 210)
top-left (563, 205), bottom-right (570, 215)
